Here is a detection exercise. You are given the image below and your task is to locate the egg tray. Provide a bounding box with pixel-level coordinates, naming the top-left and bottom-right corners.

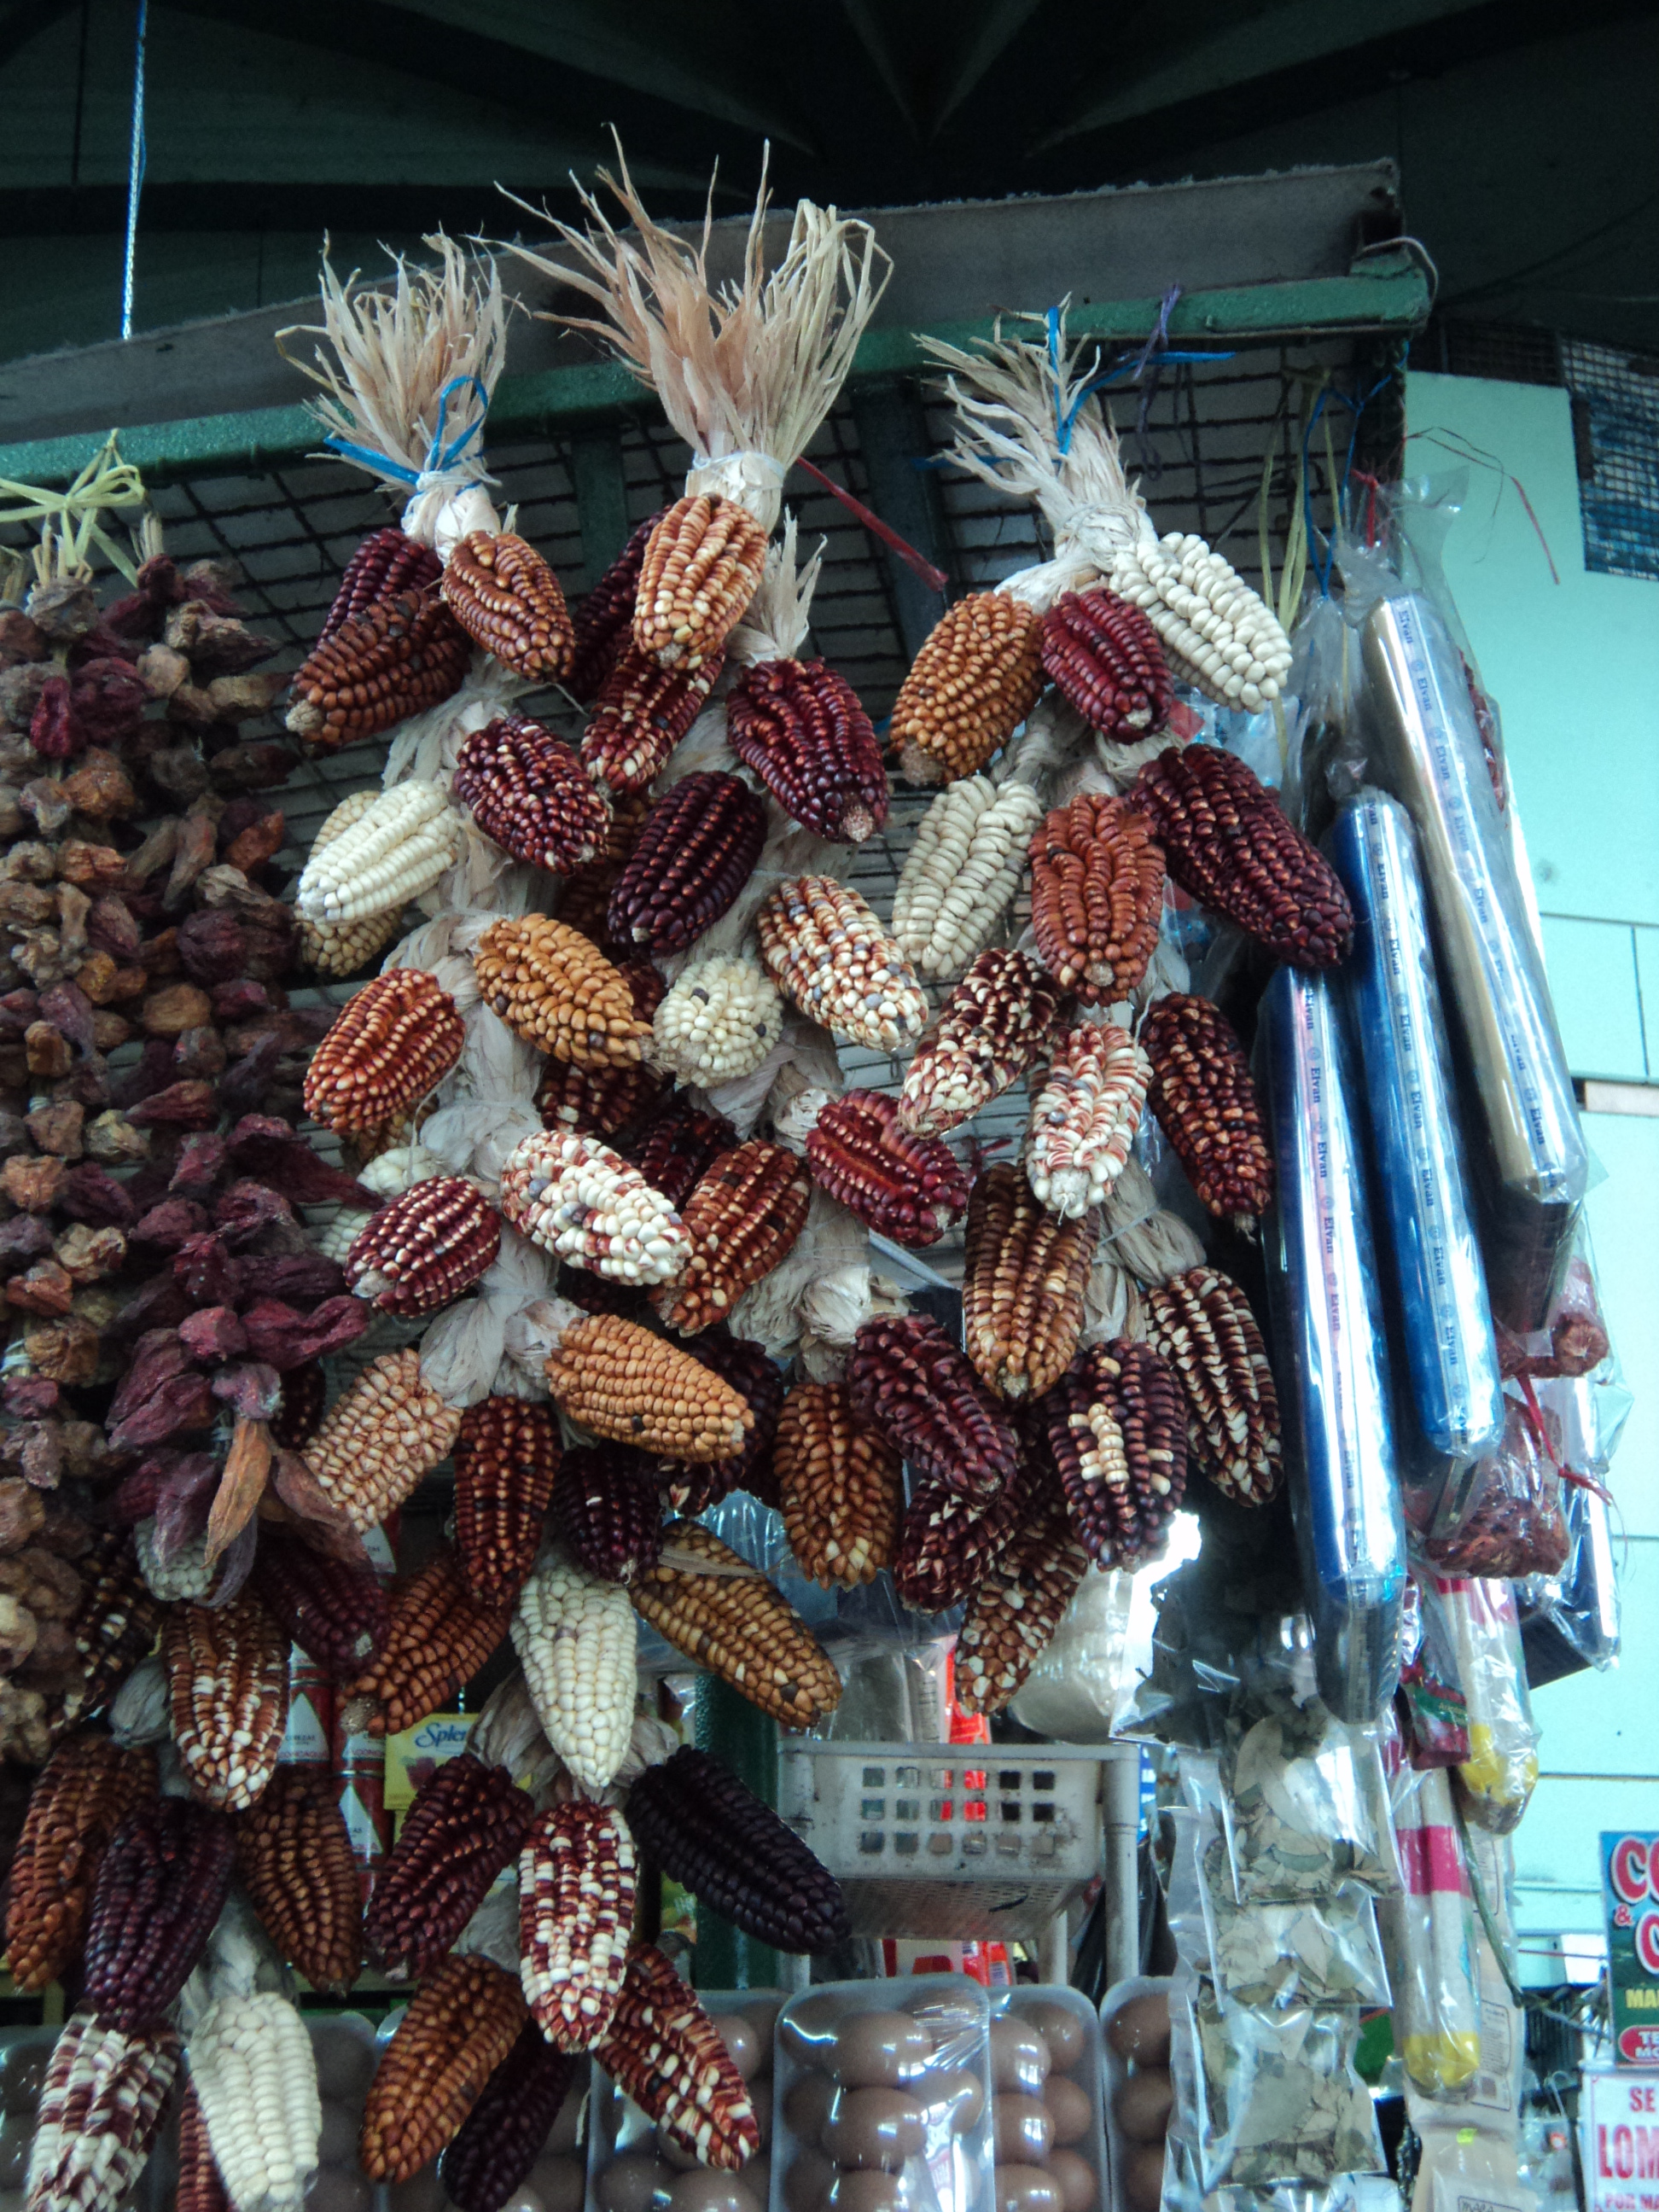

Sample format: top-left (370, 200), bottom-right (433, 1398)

top-left (1100, 1976), bottom-right (1174, 2212)
top-left (987, 1988), bottom-right (1109, 2212)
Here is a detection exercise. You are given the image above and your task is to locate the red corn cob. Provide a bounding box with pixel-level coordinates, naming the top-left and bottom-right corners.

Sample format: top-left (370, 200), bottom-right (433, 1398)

top-left (593, 1945), bottom-right (761, 2169)
top-left (519, 1799), bottom-right (637, 2051)
top-left (953, 1499), bottom-right (1091, 1716)
top-left (847, 1313), bottom-right (1018, 1503)
top-left (346, 1174), bottom-right (502, 1318)
top-left (178, 2079), bottom-right (231, 2212)
top-left (6, 1734), bottom-right (157, 1994)
top-left (163, 1592), bottom-right (290, 1812)
top-left (655, 1139), bottom-right (813, 1335)
top-left (59, 1529), bottom-right (166, 1733)
top-left (81, 1797), bottom-right (236, 2029)
top-left (1142, 1265), bottom-right (1282, 1505)
top-left (1041, 586), bottom-right (1173, 740)
top-left (608, 771), bottom-right (767, 955)
top-left (251, 1527), bottom-right (390, 1680)
top-left (550, 1442), bottom-right (665, 1585)
top-left (1028, 791), bottom-right (1167, 1003)
top-left (726, 656), bottom-right (889, 842)
top-left (453, 713), bottom-right (613, 874)
top-left (440, 2022), bottom-right (578, 2212)
top-left (891, 1456), bottom-right (1035, 1615)
top-left (270, 1360), bottom-right (326, 1451)
top-left (319, 527), bottom-right (441, 644)
top-left (581, 641), bottom-right (725, 794)
top-left (1140, 991), bottom-right (1273, 1225)
top-left (286, 585), bottom-right (472, 753)
top-left (453, 1396), bottom-right (562, 1608)
top-left (365, 1751), bottom-right (537, 1978)
top-left (360, 1955), bottom-right (527, 2184)
top-left (235, 1767), bottom-right (364, 1994)
top-left (805, 1088), bottom-right (970, 1247)
top-left (347, 1548), bottom-right (513, 1738)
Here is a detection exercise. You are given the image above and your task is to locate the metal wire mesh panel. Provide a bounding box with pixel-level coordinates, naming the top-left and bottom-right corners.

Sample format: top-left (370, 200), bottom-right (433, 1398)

top-left (1559, 338), bottom-right (1659, 584)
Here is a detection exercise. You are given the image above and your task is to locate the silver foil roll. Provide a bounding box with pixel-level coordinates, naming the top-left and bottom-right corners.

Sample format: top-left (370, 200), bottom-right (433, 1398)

top-left (1260, 963), bottom-right (1406, 1723)
top-left (1361, 593), bottom-right (1586, 1330)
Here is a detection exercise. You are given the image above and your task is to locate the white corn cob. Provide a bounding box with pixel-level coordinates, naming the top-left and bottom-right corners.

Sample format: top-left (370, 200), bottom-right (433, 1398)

top-left (510, 1551), bottom-right (637, 1792)
top-left (499, 1130), bottom-right (690, 1286)
top-left (310, 1208), bottom-right (371, 1263)
top-left (891, 776), bottom-right (1044, 979)
top-left (135, 1517), bottom-right (215, 1602)
top-left (26, 2012), bottom-right (180, 2212)
top-left (359, 1143), bottom-right (449, 1195)
top-left (519, 1800), bottom-right (637, 2052)
top-left (755, 876), bottom-right (928, 1051)
top-left (1026, 1022), bottom-right (1151, 1218)
top-left (1108, 532), bottom-right (1292, 712)
top-left (294, 779), bottom-right (463, 924)
top-left (294, 790), bottom-right (406, 976)
top-left (188, 1993), bottom-right (322, 2212)
top-left (653, 954), bottom-right (785, 1086)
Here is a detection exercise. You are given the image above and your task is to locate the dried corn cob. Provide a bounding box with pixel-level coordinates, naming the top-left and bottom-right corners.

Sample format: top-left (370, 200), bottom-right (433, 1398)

top-left (359, 1955), bottom-right (527, 2184)
top-left (726, 656), bottom-right (888, 842)
top-left (302, 1347), bottom-right (463, 1531)
top-left (60, 1530), bottom-right (166, 1732)
top-left (582, 642), bottom-right (725, 794)
top-left (6, 1733), bottom-right (156, 1992)
top-left (250, 1529), bottom-right (389, 1681)
top-left (953, 1500), bottom-right (1090, 1715)
top-left (1033, 1338), bottom-right (1188, 1564)
top-left (543, 1311), bottom-right (754, 1462)
top-left (655, 1139), bottom-right (812, 1333)
top-left (440, 2022), bottom-right (578, 2212)
top-left (962, 1161), bottom-right (1097, 1401)
top-left (628, 1097), bottom-right (739, 1211)
top-left (1143, 1266), bottom-right (1282, 1505)
top-left (1041, 586), bottom-right (1173, 739)
top-left (1108, 533), bottom-right (1292, 711)
top-left (178, 2081), bottom-right (230, 2212)
top-left (891, 775), bottom-right (1045, 980)
top-left (632, 1521), bottom-right (841, 1727)
top-left (518, 1800), bottom-right (637, 2051)
top-left (898, 947), bottom-right (1063, 1138)
top-left (443, 530), bottom-right (574, 681)
top-left (805, 1090), bottom-right (969, 1248)
top-left (550, 1443), bottom-right (665, 1586)
top-left (1028, 792), bottom-right (1166, 1002)
top-left (453, 713), bottom-right (612, 873)
top-left (286, 585), bottom-right (472, 751)
top-left (652, 954), bottom-right (784, 1087)
top-left (164, 1593), bottom-right (289, 1813)
top-left (1141, 991), bottom-right (1273, 1224)
top-left (303, 969), bottom-right (465, 1137)
top-left (653, 1329), bottom-right (785, 1512)
top-left (187, 1988), bottom-right (321, 2212)
top-left (570, 510), bottom-right (666, 700)
top-left (608, 771), bottom-right (767, 954)
top-left (320, 527), bottom-right (442, 642)
top-left (1026, 1022), bottom-right (1150, 1218)
top-left (453, 1396), bottom-right (562, 1607)
top-left (136, 1519), bottom-right (215, 1602)
top-left (271, 1363), bottom-right (327, 1452)
top-left (295, 789), bottom-right (408, 979)
top-left (890, 592), bottom-right (1044, 781)
top-left (348, 1548), bottom-right (511, 1738)
top-left (626, 1746), bottom-right (850, 1953)
top-left (346, 1174), bottom-right (502, 1317)
top-left (560, 787), bottom-right (651, 946)
top-left (25, 2012), bottom-right (179, 2212)
top-left (538, 959), bottom-right (671, 1140)
top-left (510, 1551), bottom-right (637, 1790)
top-left (365, 1752), bottom-right (536, 1978)
top-left (294, 779), bottom-right (462, 924)
top-left (474, 914), bottom-right (653, 1068)
top-left (847, 1313), bottom-right (1018, 1502)
top-left (634, 493), bottom-right (770, 670)
top-left (234, 1767), bottom-right (364, 1994)
top-left (755, 876), bottom-right (928, 1051)
top-left (501, 1128), bottom-right (690, 1286)
top-left (892, 1456), bottom-right (1034, 1615)
top-left (775, 1381), bottom-right (901, 1587)
top-left (81, 1797), bottom-right (236, 2028)
top-left (1132, 744), bottom-right (1353, 969)
top-left (593, 1945), bottom-right (760, 2169)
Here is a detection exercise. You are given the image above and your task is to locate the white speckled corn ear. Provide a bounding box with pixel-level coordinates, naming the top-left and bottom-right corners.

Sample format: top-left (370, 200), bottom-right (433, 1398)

top-left (499, 1129), bottom-right (690, 1286)
top-left (652, 954), bottom-right (785, 1086)
top-left (1107, 531), bottom-right (1292, 711)
top-left (26, 2013), bottom-right (180, 2212)
top-left (1026, 1022), bottom-right (1151, 1219)
top-left (510, 1551), bottom-right (637, 1791)
top-left (187, 1992), bottom-right (322, 2212)
top-left (294, 779), bottom-right (463, 923)
top-left (518, 1800), bottom-right (637, 2052)
top-left (891, 776), bottom-right (1043, 979)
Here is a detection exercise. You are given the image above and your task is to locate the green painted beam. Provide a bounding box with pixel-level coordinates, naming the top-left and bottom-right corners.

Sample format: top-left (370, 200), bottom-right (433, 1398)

top-left (0, 265), bottom-right (1429, 492)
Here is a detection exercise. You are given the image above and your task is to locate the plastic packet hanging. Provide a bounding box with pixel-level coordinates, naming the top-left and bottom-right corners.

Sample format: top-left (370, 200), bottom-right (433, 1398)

top-left (1006, 1565), bottom-right (1136, 1743)
top-left (1516, 1476), bottom-right (1620, 1681)
top-left (1419, 1394), bottom-right (1569, 1579)
top-left (1257, 963), bottom-right (1406, 1723)
top-left (1424, 1577), bottom-right (1540, 1834)
top-left (1498, 1249), bottom-right (1610, 1380)
top-left (1359, 591), bottom-right (1586, 1331)
top-left (1181, 1976), bottom-right (1383, 2192)
top-left (1396, 1575), bottom-right (1471, 1767)
top-left (1325, 790), bottom-right (1505, 1467)
top-left (1220, 1700), bottom-right (1400, 1903)
top-left (1376, 1760), bottom-right (1480, 2098)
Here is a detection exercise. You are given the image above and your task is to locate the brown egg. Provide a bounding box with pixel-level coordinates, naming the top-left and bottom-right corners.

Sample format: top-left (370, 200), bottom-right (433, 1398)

top-left (533, 2159), bottom-right (588, 2212)
top-left (1046, 2151), bottom-right (1096, 2212)
top-left (305, 2174), bottom-right (373, 2212)
top-left (386, 2173), bottom-right (445, 2212)
top-left (829, 2172), bottom-right (916, 2212)
top-left (748, 2080), bottom-right (775, 2147)
top-left (601, 2156), bottom-right (678, 2212)
top-left (316, 2104), bottom-right (358, 2165)
top-left (993, 2095), bottom-right (1053, 2168)
top-left (822, 2087), bottom-right (927, 2171)
top-left (1113, 2068), bottom-right (1172, 2147)
top-left (658, 2124), bottom-right (706, 2175)
top-left (784, 2072), bottom-right (836, 2146)
top-left (548, 2070), bottom-right (587, 2153)
top-left (921, 2068), bottom-right (985, 2135)
top-left (781, 1998), bottom-right (843, 2067)
top-left (991, 2167), bottom-right (1063, 2212)
top-left (747, 2157), bottom-right (773, 2209)
top-left (667, 2174), bottom-right (762, 2212)
top-left (742, 2000), bottom-right (783, 2073)
top-left (830, 2013), bottom-right (934, 2089)
top-left (1019, 2004), bottom-right (1085, 2073)
top-left (1041, 2076), bottom-right (1091, 2149)
top-left (1103, 1994), bottom-right (1170, 2068)
top-left (713, 2016), bottom-right (763, 2084)
top-left (989, 2020), bottom-right (1051, 2096)
top-left (1122, 2143), bottom-right (1165, 2212)
top-left (784, 2152), bottom-right (835, 2212)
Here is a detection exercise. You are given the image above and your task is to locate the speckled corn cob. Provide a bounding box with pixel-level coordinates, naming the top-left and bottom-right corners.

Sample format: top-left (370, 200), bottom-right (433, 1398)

top-left (635, 493), bottom-right (770, 670)
top-left (628, 1097), bottom-right (739, 1211)
top-left (59, 1530), bottom-right (166, 1732)
top-left (501, 1128), bottom-right (690, 1286)
top-left (440, 2022), bottom-right (578, 2212)
top-left (726, 656), bottom-right (889, 842)
top-left (898, 947), bottom-right (1064, 1138)
top-left (303, 969), bottom-right (465, 1137)
top-left (1132, 744), bottom-right (1353, 969)
top-left (570, 509), bottom-right (666, 700)
top-left (6, 1733), bottom-right (156, 1993)
top-left (295, 779), bottom-right (462, 924)
top-left (81, 1797), bottom-right (236, 2029)
top-left (1108, 533), bottom-right (1292, 711)
top-left (582, 643), bottom-right (726, 794)
top-left (136, 1519), bottom-right (215, 1602)
top-left (510, 1551), bottom-right (637, 1790)
top-left (775, 1381), bottom-right (902, 1587)
top-left (551, 1442), bottom-right (665, 1586)
top-left (652, 954), bottom-right (785, 1086)
top-left (653, 1330), bottom-right (785, 1513)
top-left (474, 914), bottom-right (654, 1068)
top-left (626, 1746), bottom-right (851, 1953)
top-left (250, 1528), bottom-right (389, 1680)
top-left (321, 527), bottom-right (443, 642)
top-left (178, 2080), bottom-right (230, 2212)
top-left (454, 713), bottom-right (613, 873)
top-left (962, 1161), bottom-right (1097, 1401)
top-left (1033, 1338), bottom-right (1189, 1564)
top-left (1028, 792), bottom-right (1166, 1003)
top-left (443, 530), bottom-right (574, 681)
top-left (1143, 1266), bottom-right (1282, 1505)
top-left (348, 1547), bottom-right (512, 1738)
top-left (1026, 1022), bottom-right (1151, 1218)
top-left (286, 585), bottom-right (471, 752)
top-left (892, 1455), bottom-right (1035, 1615)
top-left (891, 775), bottom-right (1045, 980)
top-left (953, 1499), bottom-right (1091, 1715)
top-left (1041, 586), bottom-right (1173, 739)
top-left (365, 1752), bottom-right (536, 1978)
top-left (235, 1767), bottom-right (364, 1994)
top-left (608, 771), bottom-right (767, 954)
top-left (1141, 991), bottom-right (1274, 1224)
top-left (593, 1945), bottom-right (761, 2169)
top-left (359, 1955), bottom-right (527, 2185)
top-left (560, 788), bottom-right (651, 946)
top-left (164, 1592), bottom-right (289, 1813)
top-left (632, 1521), bottom-right (841, 1726)
top-left (295, 789), bottom-right (409, 978)
top-left (453, 1396), bottom-right (562, 1607)
top-left (543, 1312), bottom-right (754, 1462)
top-left (891, 591), bottom-right (1045, 782)
top-left (302, 1346), bottom-right (463, 1531)
top-left (25, 2013), bottom-right (179, 2212)
top-left (805, 1089), bottom-right (969, 1248)
top-left (847, 1313), bottom-right (1018, 1502)
top-left (519, 1800), bottom-right (637, 2050)
top-left (756, 876), bottom-right (928, 1051)
top-left (655, 1139), bottom-right (812, 1333)
top-left (346, 1174), bottom-right (503, 1317)
top-left (538, 958), bottom-right (671, 1140)
top-left (187, 1988), bottom-right (321, 2212)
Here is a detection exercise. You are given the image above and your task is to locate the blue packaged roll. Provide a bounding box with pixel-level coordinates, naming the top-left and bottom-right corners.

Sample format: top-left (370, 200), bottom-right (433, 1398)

top-left (1259, 963), bottom-right (1406, 1723)
top-left (1328, 793), bottom-right (1505, 1468)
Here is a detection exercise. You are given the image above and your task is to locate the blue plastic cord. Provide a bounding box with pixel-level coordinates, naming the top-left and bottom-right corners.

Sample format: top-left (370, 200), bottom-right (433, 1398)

top-left (119, 0), bottom-right (148, 341)
top-left (1301, 370), bottom-right (1398, 596)
top-left (325, 371), bottom-right (492, 486)
top-left (1047, 294), bottom-right (1235, 457)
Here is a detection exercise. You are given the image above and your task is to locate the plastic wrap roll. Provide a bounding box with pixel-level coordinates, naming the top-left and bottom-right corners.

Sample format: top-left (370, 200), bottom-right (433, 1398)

top-left (1259, 963), bottom-right (1406, 1723)
top-left (1328, 792), bottom-right (1505, 1466)
top-left (1361, 593), bottom-right (1586, 1331)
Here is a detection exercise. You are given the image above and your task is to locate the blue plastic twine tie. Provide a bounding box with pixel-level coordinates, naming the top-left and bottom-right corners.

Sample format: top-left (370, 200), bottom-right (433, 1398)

top-left (325, 372), bottom-right (492, 486)
top-left (1048, 290), bottom-right (1233, 458)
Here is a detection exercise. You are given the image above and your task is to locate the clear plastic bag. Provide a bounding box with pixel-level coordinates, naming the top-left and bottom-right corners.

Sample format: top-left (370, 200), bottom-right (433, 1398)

top-left (1006, 1565), bottom-right (1136, 1743)
top-left (1376, 1759), bottom-right (1481, 2098)
top-left (1419, 1394), bottom-right (1569, 1579)
top-left (1220, 1702), bottom-right (1400, 1904)
top-left (1424, 1577), bottom-right (1540, 1834)
top-left (1395, 1574), bottom-right (1472, 1767)
top-left (1516, 1477), bottom-right (1621, 1679)
top-left (1182, 1976), bottom-right (1383, 2192)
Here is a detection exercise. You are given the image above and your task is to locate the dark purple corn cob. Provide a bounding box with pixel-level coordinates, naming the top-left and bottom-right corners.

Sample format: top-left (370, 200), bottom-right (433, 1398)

top-left (439, 2021), bottom-right (579, 2212)
top-left (320, 527), bottom-right (442, 645)
top-left (453, 713), bottom-right (613, 874)
top-left (271, 1359), bottom-right (326, 1450)
top-left (847, 1313), bottom-right (1019, 1502)
top-left (364, 1752), bottom-right (537, 1979)
top-left (81, 1799), bottom-right (236, 2029)
top-left (1041, 586), bottom-right (1173, 740)
top-left (607, 772), bottom-right (767, 955)
top-left (453, 1396), bottom-right (562, 1608)
top-left (806, 1088), bottom-right (970, 1248)
top-left (568, 510), bottom-right (666, 702)
top-left (250, 1526), bottom-right (390, 1680)
top-left (551, 1443), bottom-right (665, 1586)
top-left (1032, 1338), bottom-right (1189, 1567)
top-left (891, 1454), bottom-right (1035, 1615)
top-left (627, 1098), bottom-right (739, 1213)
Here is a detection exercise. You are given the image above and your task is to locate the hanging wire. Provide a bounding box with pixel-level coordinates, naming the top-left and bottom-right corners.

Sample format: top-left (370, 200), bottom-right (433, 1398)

top-left (120, 0), bottom-right (149, 341)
